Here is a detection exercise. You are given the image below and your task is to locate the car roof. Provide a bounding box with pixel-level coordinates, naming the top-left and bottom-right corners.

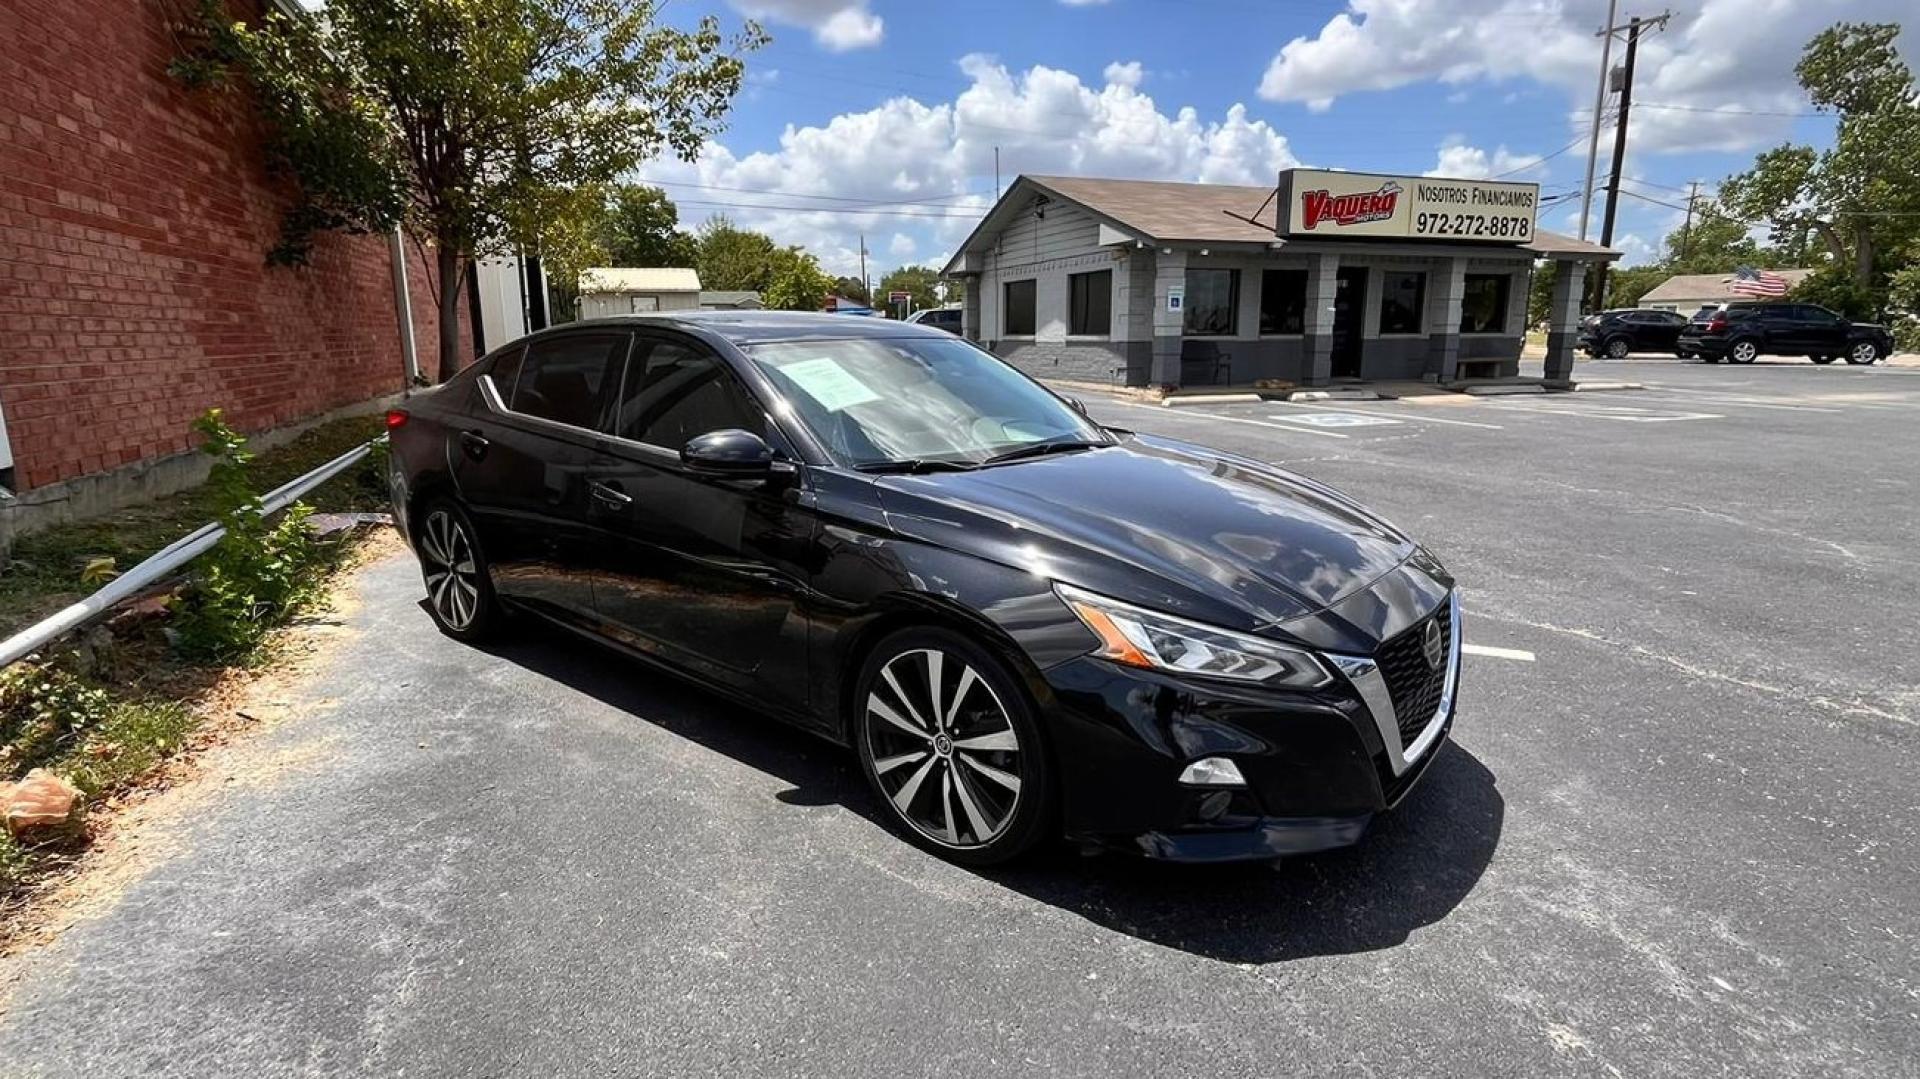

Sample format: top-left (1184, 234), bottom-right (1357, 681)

top-left (554, 310), bottom-right (952, 346)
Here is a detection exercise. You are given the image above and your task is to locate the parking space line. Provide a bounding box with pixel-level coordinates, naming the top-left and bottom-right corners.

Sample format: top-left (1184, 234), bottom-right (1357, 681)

top-left (1463, 644), bottom-right (1536, 662)
top-left (1097, 399), bottom-right (1352, 438)
top-left (1489, 402), bottom-right (1723, 423)
top-left (1268, 400), bottom-right (1506, 429)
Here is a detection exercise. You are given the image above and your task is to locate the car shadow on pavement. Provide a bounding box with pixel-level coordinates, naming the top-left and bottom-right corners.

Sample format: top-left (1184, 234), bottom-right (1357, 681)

top-left (474, 622), bottom-right (1502, 967)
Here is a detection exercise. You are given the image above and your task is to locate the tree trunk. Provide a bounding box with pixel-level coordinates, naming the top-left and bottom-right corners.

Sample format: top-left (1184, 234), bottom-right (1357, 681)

top-left (1853, 231), bottom-right (1875, 288)
top-left (436, 244), bottom-right (465, 383)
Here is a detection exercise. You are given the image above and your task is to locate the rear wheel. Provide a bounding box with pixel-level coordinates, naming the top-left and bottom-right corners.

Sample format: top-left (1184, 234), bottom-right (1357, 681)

top-left (1727, 339), bottom-right (1760, 364)
top-left (415, 499), bottom-right (503, 641)
top-left (1605, 336), bottom-right (1631, 359)
top-left (1846, 341), bottom-right (1882, 365)
top-left (853, 628), bottom-right (1052, 866)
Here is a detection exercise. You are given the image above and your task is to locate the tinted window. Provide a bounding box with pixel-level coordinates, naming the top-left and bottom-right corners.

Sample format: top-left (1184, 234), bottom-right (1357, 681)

top-left (1184, 268), bottom-right (1239, 336)
top-left (1379, 271), bottom-right (1425, 335)
top-left (617, 339), bottom-right (766, 450)
top-left (1259, 270), bottom-right (1307, 335)
top-left (1461, 273), bottom-right (1510, 333)
top-left (512, 334), bottom-right (625, 429)
top-left (487, 346), bottom-right (525, 403)
top-left (1004, 280), bottom-right (1036, 336)
top-left (1069, 270), bottom-right (1112, 335)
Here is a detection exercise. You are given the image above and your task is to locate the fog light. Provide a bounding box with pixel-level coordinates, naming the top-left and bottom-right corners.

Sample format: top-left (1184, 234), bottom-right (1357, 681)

top-left (1178, 757), bottom-right (1247, 787)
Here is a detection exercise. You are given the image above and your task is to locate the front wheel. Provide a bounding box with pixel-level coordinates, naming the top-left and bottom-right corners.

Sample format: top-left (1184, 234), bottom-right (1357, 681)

top-left (853, 628), bottom-right (1052, 866)
top-left (415, 499), bottom-right (504, 641)
top-left (1846, 341), bottom-right (1882, 365)
top-left (1605, 336), bottom-right (1631, 359)
top-left (1727, 339), bottom-right (1760, 364)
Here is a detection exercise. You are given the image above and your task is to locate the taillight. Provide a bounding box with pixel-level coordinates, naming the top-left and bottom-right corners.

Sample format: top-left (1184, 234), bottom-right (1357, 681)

top-left (386, 409), bottom-right (409, 429)
top-left (1706, 315), bottom-right (1727, 333)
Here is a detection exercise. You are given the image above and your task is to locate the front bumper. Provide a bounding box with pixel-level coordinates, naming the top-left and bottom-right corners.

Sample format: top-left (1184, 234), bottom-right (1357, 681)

top-left (1040, 594), bottom-right (1461, 862)
top-left (1677, 332), bottom-right (1727, 356)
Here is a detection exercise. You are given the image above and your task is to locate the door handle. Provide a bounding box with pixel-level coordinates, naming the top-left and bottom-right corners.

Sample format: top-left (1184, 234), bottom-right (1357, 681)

top-left (459, 430), bottom-right (490, 459)
top-left (590, 481), bottom-right (632, 508)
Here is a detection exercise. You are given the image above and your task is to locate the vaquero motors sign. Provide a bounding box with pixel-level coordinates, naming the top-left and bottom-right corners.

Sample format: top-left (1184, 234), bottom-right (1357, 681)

top-left (1277, 169), bottom-right (1539, 243)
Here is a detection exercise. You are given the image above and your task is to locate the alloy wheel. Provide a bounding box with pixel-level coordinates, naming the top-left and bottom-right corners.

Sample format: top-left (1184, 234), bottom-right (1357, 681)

top-left (420, 509), bottom-right (481, 630)
top-left (1607, 338), bottom-right (1630, 358)
top-left (864, 648), bottom-right (1023, 849)
top-left (1731, 341), bottom-right (1758, 363)
top-left (1849, 342), bottom-right (1878, 365)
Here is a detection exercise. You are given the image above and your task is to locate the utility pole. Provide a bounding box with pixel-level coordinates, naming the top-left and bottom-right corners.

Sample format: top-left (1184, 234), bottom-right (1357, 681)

top-left (1589, 10), bottom-right (1671, 310)
top-left (994, 146), bottom-right (1002, 200)
top-left (1679, 179), bottom-right (1700, 262)
top-left (1577, 0), bottom-right (1620, 242)
top-left (858, 233), bottom-right (869, 308)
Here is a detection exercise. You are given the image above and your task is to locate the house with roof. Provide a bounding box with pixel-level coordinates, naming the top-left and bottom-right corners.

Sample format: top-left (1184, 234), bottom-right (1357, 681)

top-left (1637, 269), bottom-right (1816, 313)
top-left (577, 267), bottom-right (704, 318)
top-left (942, 172), bottom-right (1620, 390)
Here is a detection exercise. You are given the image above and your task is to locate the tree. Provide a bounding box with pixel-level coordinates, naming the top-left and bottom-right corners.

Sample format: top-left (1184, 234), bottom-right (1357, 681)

top-left (877, 265), bottom-right (942, 313)
top-left (833, 276), bottom-right (871, 305)
top-left (599, 185), bottom-right (699, 268)
top-left (177, 0), bottom-right (764, 381)
top-left (1717, 22), bottom-right (1920, 300)
top-left (763, 250), bottom-right (832, 311)
top-left (694, 216), bottom-right (781, 291)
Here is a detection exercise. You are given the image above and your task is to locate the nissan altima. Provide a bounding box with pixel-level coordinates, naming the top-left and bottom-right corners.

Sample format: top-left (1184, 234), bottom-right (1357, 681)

top-left (385, 312), bottom-right (1460, 865)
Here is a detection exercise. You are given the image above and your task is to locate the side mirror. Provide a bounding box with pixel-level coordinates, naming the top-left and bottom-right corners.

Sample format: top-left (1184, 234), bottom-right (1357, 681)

top-left (681, 428), bottom-right (785, 481)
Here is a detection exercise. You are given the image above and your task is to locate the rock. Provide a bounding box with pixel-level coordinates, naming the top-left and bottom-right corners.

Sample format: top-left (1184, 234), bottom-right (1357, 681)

top-left (0, 768), bottom-right (84, 835)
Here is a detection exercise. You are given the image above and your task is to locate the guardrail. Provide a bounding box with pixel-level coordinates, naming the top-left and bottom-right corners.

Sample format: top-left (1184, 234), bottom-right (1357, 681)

top-left (0, 439), bottom-right (380, 670)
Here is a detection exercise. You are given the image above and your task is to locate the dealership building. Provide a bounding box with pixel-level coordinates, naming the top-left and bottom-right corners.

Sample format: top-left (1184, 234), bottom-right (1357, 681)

top-left (942, 171), bottom-right (1620, 390)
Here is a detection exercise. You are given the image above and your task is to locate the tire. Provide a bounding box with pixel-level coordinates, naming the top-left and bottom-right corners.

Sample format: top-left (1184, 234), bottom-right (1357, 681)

top-left (1845, 341), bottom-right (1882, 365)
top-left (414, 498), bottom-right (504, 641)
top-left (853, 627), bottom-right (1053, 866)
top-left (1811, 354), bottom-right (1837, 365)
top-left (1605, 336), bottom-right (1631, 359)
top-left (1727, 338), bottom-right (1760, 364)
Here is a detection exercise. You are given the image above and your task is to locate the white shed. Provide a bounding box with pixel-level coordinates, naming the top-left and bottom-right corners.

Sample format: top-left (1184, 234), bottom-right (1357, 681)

top-left (578, 267), bottom-right (703, 318)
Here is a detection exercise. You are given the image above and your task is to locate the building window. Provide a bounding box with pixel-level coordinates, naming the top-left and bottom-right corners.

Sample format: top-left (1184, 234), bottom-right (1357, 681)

top-left (1068, 270), bottom-right (1112, 336)
top-left (1184, 268), bottom-right (1239, 336)
top-left (1461, 273), bottom-right (1511, 334)
top-left (1004, 279), bottom-right (1036, 336)
top-left (1259, 270), bottom-right (1308, 335)
top-left (1378, 271), bottom-right (1426, 335)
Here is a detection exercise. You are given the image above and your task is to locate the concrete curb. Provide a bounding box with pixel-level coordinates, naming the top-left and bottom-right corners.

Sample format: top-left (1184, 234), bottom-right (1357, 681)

top-left (1286, 388), bottom-right (1381, 402)
top-left (1461, 384), bottom-right (1547, 396)
top-left (1163, 393), bottom-right (1264, 407)
top-left (1567, 381), bottom-right (1646, 392)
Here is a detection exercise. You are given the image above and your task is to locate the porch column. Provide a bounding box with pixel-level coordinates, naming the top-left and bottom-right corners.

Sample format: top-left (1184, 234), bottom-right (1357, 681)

top-left (1543, 259), bottom-right (1587, 387)
top-left (1426, 257), bottom-right (1466, 382)
top-left (960, 276), bottom-right (982, 342)
top-left (1301, 252), bottom-right (1340, 386)
top-left (1150, 249), bottom-right (1188, 387)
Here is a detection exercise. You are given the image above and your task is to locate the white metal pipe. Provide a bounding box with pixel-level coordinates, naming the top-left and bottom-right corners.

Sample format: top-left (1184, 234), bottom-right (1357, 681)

top-left (0, 441), bottom-right (376, 669)
top-left (1578, 0), bottom-right (1620, 241)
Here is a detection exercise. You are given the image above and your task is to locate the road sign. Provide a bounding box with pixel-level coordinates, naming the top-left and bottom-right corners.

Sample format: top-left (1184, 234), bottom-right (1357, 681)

top-left (888, 290), bottom-right (911, 303)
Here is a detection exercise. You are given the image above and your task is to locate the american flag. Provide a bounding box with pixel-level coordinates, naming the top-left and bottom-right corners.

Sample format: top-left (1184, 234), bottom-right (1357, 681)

top-left (1730, 265), bottom-right (1789, 298)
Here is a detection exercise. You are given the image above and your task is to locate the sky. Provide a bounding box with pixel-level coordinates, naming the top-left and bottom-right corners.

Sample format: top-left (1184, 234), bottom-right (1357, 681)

top-left (634, 0), bottom-right (1917, 281)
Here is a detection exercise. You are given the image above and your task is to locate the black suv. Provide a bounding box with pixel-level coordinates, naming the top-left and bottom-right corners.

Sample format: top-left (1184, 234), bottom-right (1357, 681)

top-left (1579, 308), bottom-right (1689, 358)
top-left (1678, 302), bottom-right (1893, 365)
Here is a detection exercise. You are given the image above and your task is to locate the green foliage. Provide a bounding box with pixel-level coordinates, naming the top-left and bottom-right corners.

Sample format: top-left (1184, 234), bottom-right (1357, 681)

top-left (762, 250), bottom-right (833, 311)
top-left (877, 265), bottom-right (944, 312)
top-left (0, 830), bottom-right (28, 893)
top-left (833, 276), bottom-right (870, 305)
top-left (1887, 265), bottom-right (1920, 351)
top-left (599, 185), bottom-right (700, 269)
top-left (1790, 264), bottom-right (1883, 321)
top-left (1604, 265), bottom-right (1671, 310)
top-left (170, 411), bottom-right (326, 662)
top-left (694, 216), bottom-right (781, 291)
top-left (176, 0), bottom-right (765, 379)
top-left (0, 663), bottom-right (118, 778)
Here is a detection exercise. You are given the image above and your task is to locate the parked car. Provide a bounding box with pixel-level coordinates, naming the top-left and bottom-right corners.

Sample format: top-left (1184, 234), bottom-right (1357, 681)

top-left (904, 306), bottom-right (962, 333)
top-left (385, 312), bottom-right (1460, 866)
top-left (1677, 301), bottom-right (1893, 365)
top-left (1578, 308), bottom-right (1690, 358)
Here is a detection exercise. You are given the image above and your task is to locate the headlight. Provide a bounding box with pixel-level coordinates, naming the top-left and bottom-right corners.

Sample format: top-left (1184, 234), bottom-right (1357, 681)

top-left (1054, 583), bottom-right (1332, 689)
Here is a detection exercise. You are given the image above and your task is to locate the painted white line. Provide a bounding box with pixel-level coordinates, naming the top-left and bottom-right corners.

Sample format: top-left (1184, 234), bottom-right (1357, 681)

top-left (1269, 411), bottom-right (1401, 428)
top-left (1489, 402), bottom-right (1723, 423)
top-left (1098, 399), bottom-right (1352, 438)
top-left (1463, 644), bottom-right (1536, 662)
top-left (1268, 400), bottom-right (1506, 430)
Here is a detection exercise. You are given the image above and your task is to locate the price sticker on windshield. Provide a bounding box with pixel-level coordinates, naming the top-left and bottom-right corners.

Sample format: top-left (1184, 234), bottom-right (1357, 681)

top-left (777, 357), bottom-right (882, 412)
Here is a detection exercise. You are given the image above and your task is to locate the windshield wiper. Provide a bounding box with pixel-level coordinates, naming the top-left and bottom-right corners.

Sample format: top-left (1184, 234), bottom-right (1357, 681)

top-left (980, 439), bottom-right (1108, 467)
top-left (854, 458), bottom-right (979, 475)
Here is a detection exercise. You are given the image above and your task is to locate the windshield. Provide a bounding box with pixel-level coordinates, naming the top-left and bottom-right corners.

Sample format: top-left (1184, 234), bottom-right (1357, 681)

top-left (747, 336), bottom-right (1107, 468)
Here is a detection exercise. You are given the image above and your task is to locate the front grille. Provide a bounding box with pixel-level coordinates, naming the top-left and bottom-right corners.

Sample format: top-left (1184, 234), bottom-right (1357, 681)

top-left (1374, 602), bottom-right (1451, 745)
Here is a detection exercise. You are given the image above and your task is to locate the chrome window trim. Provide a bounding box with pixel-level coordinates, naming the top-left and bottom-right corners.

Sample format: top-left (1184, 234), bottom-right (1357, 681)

top-left (1329, 590), bottom-right (1460, 777)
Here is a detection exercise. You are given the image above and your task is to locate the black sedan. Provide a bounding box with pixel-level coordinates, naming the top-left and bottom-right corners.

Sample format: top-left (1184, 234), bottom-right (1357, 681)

top-left (385, 312), bottom-right (1460, 865)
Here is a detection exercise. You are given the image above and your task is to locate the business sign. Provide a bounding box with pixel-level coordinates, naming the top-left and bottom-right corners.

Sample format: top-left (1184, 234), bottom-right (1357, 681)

top-left (1277, 169), bottom-right (1538, 243)
top-left (888, 290), bottom-right (911, 303)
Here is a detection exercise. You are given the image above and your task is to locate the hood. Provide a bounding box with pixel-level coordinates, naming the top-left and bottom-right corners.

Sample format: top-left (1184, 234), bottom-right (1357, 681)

top-left (871, 433), bottom-right (1414, 628)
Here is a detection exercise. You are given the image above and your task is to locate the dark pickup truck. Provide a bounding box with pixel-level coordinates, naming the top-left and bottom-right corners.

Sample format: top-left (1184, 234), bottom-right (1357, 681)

top-left (1677, 301), bottom-right (1893, 365)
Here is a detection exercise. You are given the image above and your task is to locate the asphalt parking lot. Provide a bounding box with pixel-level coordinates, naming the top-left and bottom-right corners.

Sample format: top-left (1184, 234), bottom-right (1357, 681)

top-left (2, 357), bottom-right (1917, 1077)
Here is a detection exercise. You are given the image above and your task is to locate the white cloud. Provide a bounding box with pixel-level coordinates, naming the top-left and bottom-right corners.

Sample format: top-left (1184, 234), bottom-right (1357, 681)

top-left (1102, 61), bottom-right (1144, 88)
top-left (1425, 137), bottom-right (1548, 180)
top-left (637, 57), bottom-right (1299, 277)
top-left (730, 1), bottom-right (883, 51)
top-left (1257, 0), bottom-right (1920, 153)
top-left (1614, 232), bottom-right (1656, 267)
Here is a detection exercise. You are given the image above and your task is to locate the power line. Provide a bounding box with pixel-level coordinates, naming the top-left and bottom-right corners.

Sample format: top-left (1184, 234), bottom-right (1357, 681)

top-left (642, 179), bottom-right (987, 209)
top-left (671, 198), bottom-right (988, 220)
top-left (1488, 127), bottom-right (1603, 179)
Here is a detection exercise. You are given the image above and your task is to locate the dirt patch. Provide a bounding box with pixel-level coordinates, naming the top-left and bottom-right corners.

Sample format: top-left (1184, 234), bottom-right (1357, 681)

top-left (0, 530), bottom-right (402, 960)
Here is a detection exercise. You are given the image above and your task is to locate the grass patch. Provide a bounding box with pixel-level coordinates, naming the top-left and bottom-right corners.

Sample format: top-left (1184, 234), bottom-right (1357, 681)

top-left (0, 413), bottom-right (388, 632)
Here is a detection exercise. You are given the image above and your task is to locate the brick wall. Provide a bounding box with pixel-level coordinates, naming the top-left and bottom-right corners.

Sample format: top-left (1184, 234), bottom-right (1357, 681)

top-left (0, 0), bottom-right (469, 493)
